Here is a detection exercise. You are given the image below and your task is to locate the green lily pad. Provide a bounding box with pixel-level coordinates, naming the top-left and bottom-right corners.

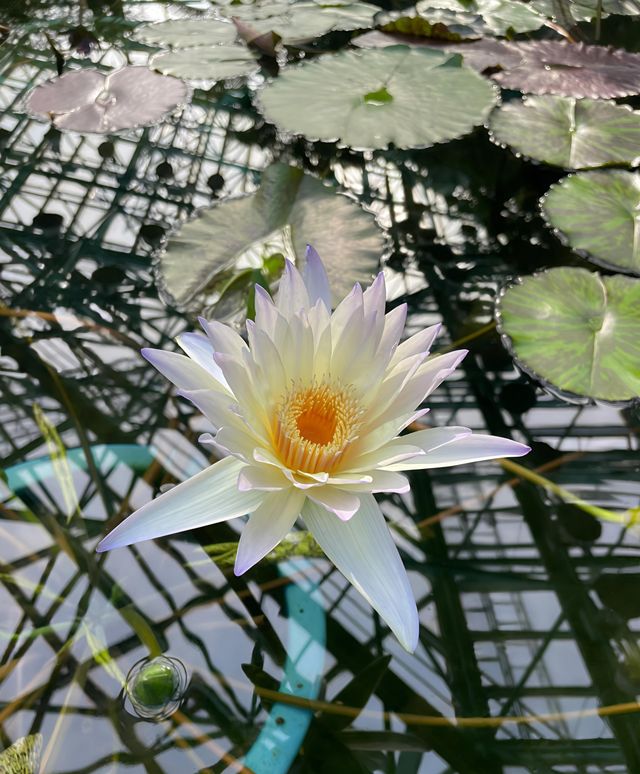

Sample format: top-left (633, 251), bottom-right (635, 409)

top-left (489, 96), bottom-right (640, 169)
top-left (158, 163), bottom-right (384, 310)
top-left (416, 0), bottom-right (545, 35)
top-left (542, 170), bottom-right (640, 274)
top-left (219, 0), bottom-right (380, 44)
top-left (533, 0), bottom-right (640, 21)
top-left (150, 44), bottom-right (259, 84)
top-left (497, 267), bottom-right (640, 403)
top-left (259, 47), bottom-right (498, 150)
top-left (133, 18), bottom-right (238, 47)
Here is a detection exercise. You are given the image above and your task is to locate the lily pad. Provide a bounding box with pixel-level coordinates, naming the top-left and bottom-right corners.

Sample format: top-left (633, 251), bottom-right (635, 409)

top-left (489, 96), bottom-right (640, 169)
top-left (158, 163), bottom-right (384, 310)
top-left (533, 0), bottom-right (640, 21)
top-left (542, 170), bottom-right (640, 274)
top-left (25, 67), bottom-right (189, 133)
top-left (150, 44), bottom-right (259, 83)
top-left (496, 267), bottom-right (640, 403)
top-left (491, 41), bottom-right (640, 99)
top-left (259, 47), bottom-right (498, 150)
top-left (218, 0), bottom-right (380, 44)
top-left (416, 0), bottom-right (545, 35)
top-left (133, 18), bottom-right (238, 47)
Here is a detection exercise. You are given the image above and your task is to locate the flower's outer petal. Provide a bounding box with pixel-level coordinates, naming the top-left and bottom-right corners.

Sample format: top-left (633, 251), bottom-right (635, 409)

top-left (390, 323), bottom-right (442, 368)
top-left (97, 457), bottom-right (263, 552)
top-left (254, 285), bottom-right (279, 339)
top-left (386, 433), bottom-right (531, 470)
top-left (302, 494), bottom-right (419, 652)
top-left (178, 388), bottom-right (242, 432)
top-left (276, 259), bottom-right (310, 316)
top-left (377, 304), bottom-right (407, 364)
top-left (199, 317), bottom-right (248, 360)
top-left (142, 348), bottom-right (227, 393)
top-left (349, 427), bottom-right (470, 471)
top-left (339, 470), bottom-right (410, 493)
top-left (234, 488), bottom-right (306, 575)
top-left (303, 245), bottom-right (332, 310)
top-left (306, 485), bottom-right (361, 521)
top-left (175, 332), bottom-right (230, 389)
top-left (238, 464), bottom-right (289, 492)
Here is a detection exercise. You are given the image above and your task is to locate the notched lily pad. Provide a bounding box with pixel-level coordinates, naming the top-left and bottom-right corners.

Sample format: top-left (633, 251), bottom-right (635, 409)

top-left (489, 96), bottom-right (640, 169)
top-left (218, 0), bottom-right (380, 45)
top-left (25, 67), bottom-right (190, 133)
top-left (416, 0), bottom-right (545, 36)
top-left (259, 47), bottom-right (498, 150)
top-left (150, 45), bottom-right (259, 84)
top-left (490, 41), bottom-right (640, 99)
top-left (158, 163), bottom-right (384, 310)
top-left (542, 170), bottom-right (640, 274)
top-left (533, 0), bottom-right (640, 21)
top-left (133, 18), bottom-right (238, 47)
top-left (497, 267), bottom-right (640, 404)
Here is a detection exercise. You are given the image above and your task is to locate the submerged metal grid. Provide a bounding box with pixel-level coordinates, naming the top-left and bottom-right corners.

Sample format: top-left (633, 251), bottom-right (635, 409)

top-left (1, 14), bottom-right (640, 774)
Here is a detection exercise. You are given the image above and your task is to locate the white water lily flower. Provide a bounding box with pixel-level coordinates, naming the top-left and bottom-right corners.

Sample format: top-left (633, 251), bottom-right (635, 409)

top-left (97, 247), bottom-right (529, 651)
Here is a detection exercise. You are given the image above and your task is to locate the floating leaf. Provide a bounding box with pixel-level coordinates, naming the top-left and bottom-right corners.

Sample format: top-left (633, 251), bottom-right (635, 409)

top-left (490, 41), bottom-right (640, 99)
top-left (380, 14), bottom-right (469, 41)
top-left (489, 96), bottom-right (640, 169)
top-left (497, 267), bottom-right (640, 403)
top-left (542, 170), bottom-right (640, 274)
top-left (219, 0), bottom-right (380, 44)
top-left (352, 33), bottom-right (523, 71)
top-left (533, 0), bottom-right (640, 21)
top-left (259, 47), bottom-right (498, 150)
top-left (416, 0), bottom-right (545, 35)
top-left (133, 18), bottom-right (238, 47)
top-left (25, 67), bottom-right (189, 133)
top-left (150, 44), bottom-right (259, 84)
top-left (158, 163), bottom-right (384, 309)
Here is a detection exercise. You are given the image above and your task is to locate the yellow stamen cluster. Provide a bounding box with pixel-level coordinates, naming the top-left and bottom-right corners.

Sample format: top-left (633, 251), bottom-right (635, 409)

top-left (273, 381), bottom-right (361, 474)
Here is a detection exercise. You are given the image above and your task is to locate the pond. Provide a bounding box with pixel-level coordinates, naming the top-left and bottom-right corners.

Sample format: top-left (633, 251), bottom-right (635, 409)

top-left (1, 1), bottom-right (639, 772)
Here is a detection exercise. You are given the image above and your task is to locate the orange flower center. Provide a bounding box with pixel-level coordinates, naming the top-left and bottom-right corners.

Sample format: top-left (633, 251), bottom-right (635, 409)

top-left (274, 381), bottom-right (361, 474)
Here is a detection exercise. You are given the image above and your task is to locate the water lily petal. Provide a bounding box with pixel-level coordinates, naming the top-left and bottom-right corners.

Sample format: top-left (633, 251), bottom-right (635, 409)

top-left (175, 331), bottom-right (230, 389)
top-left (302, 494), bottom-right (419, 651)
top-left (303, 245), bottom-right (332, 309)
top-left (238, 464), bottom-right (289, 492)
top-left (390, 323), bottom-right (442, 368)
top-left (386, 433), bottom-right (531, 470)
top-left (178, 388), bottom-right (242, 432)
top-left (254, 285), bottom-right (279, 339)
top-left (142, 348), bottom-right (226, 393)
top-left (338, 470), bottom-right (410, 493)
top-left (97, 457), bottom-right (263, 552)
top-left (276, 259), bottom-right (310, 316)
top-left (234, 488), bottom-right (306, 575)
top-left (199, 317), bottom-right (248, 360)
top-left (306, 485), bottom-right (361, 521)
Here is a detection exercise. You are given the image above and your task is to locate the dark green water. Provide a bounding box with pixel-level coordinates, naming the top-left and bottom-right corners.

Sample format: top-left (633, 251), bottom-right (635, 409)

top-left (0, 1), bottom-right (639, 772)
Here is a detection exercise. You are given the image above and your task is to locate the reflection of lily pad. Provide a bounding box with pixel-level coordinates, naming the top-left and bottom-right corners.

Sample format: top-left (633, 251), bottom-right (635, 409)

top-left (497, 267), bottom-right (640, 403)
top-left (219, 0), bottom-right (380, 44)
top-left (259, 47), bottom-right (498, 150)
top-left (416, 0), bottom-right (544, 35)
top-left (489, 96), bottom-right (640, 169)
top-left (150, 45), bottom-right (259, 83)
top-left (542, 170), bottom-right (640, 274)
top-left (158, 163), bottom-right (384, 309)
top-left (26, 67), bottom-right (189, 133)
top-left (134, 19), bottom-right (237, 47)
top-left (491, 41), bottom-right (640, 98)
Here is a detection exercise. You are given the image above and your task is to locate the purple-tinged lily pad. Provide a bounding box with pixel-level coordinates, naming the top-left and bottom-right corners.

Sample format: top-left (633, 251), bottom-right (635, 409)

top-left (491, 41), bottom-right (640, 99)
top-left (26, 66), bottom-right (190, 134)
